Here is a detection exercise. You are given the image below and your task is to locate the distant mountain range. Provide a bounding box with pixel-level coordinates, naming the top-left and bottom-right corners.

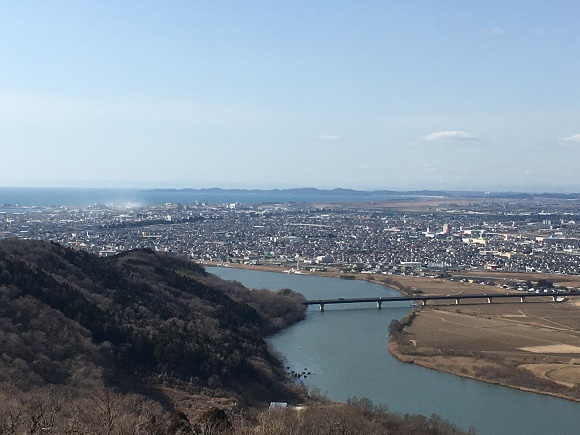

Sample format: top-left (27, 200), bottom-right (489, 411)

top-left (147, 187), bottom-right (580, 200)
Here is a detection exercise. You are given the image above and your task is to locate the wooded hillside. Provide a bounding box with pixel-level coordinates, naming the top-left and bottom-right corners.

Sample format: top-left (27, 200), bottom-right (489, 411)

top-left (0, 239), bottom-right (306, 405)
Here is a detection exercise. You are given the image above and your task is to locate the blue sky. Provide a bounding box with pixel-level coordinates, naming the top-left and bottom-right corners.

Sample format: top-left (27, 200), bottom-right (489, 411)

top-left (1, 1), bottom-right (579, 191)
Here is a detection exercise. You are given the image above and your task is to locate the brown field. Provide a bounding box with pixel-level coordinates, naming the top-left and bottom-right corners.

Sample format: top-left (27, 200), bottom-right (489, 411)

top-left (375, 273), bottom-right (580, 295)
top-left (335, 198), bottom-right (487, 212)
top-left (397, 295), bottom-right (580, 400)
top-left (407, 304), bottom-right (580, 361)
top-left (365, 272), bottom-right (580, 399)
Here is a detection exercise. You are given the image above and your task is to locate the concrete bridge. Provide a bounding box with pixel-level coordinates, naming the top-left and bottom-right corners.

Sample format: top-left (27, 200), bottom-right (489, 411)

top-left (303, 292), bottom-right (579, 312)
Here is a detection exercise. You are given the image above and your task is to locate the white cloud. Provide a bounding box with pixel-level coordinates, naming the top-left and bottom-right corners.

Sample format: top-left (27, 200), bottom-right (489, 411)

top-left (489, 27), bottom-right (505, 36)
top-left (318, 135), bottom-right (341, 141)
top-left (423, 131), bottom-right (477, 141)
top-left (562, 134), bottom-right (580, 143)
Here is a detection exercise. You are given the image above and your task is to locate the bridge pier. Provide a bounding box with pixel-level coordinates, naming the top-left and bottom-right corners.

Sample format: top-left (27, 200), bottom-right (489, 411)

top-left (520, 297), bottom-right (525, 303)
top-left (455, 298), bottom-right (460, 305)
top-left (487, 297), bottom-right (493, 304)
top-left (376, 301), bottom-right (382, 309)
top-left (421, 300), bottom-right (427, 306)
top-left (552, 295), bottom-right (558, 302)
top-left (319, 303), bottom-right (325, 312)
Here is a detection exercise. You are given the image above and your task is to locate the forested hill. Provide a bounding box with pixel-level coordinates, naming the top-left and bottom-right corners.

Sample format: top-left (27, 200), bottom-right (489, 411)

top-left (0, 239), bottom-right (306, 405)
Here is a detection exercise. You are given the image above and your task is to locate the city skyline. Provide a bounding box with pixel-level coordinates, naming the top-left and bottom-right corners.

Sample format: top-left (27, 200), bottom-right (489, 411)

top-left (2, 1), bottom-right (580, 192)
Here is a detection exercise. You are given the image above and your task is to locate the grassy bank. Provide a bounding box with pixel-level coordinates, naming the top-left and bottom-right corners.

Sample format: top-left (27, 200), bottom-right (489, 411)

top-left (388, 312), bottom-right (580, 403)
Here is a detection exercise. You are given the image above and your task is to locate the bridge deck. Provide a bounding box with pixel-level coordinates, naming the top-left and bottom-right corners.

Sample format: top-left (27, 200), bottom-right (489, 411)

top-left (303, 292), bottom-right (578, 305)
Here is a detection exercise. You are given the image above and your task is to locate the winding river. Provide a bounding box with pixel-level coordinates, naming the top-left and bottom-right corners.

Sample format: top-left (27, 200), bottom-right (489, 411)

top-left (209, 267), bottom-right (580, 435)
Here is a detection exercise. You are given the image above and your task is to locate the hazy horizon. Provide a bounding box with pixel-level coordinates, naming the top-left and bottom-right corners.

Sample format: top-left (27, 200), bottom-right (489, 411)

top-left (1, 183), bottom-right (580, 195)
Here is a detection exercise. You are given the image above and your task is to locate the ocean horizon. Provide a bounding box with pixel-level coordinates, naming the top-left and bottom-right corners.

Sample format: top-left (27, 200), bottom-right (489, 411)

top-left (0, 187), bottom-right (421, 207)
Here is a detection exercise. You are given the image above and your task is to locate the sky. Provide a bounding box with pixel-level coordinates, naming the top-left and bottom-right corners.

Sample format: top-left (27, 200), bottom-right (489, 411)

top-left (1, 1), bottom-right (579, 192)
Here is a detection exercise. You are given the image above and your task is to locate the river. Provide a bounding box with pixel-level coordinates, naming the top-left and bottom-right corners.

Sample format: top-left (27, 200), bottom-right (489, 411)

top-left (209, 267), bottom-right (580, 435)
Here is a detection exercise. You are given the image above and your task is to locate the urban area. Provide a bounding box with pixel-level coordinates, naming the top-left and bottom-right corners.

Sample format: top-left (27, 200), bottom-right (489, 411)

top-left (2, 199), bottom-right (580, 285)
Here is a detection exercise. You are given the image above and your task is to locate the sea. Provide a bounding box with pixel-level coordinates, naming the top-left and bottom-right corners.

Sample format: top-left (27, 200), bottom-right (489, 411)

top-left (0, 187), bottom-right (421, 208)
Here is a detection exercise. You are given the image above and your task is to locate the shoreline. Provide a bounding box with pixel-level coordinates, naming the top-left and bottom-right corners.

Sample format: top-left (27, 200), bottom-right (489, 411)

top-left (388, 338), bottom-right (580, 403)
top-left (202, 261), bottom-right (410, 294)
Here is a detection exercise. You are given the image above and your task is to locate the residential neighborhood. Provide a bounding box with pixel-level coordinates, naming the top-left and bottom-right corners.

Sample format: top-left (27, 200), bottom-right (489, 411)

top-left (1, 198), bottom-right (580, 278)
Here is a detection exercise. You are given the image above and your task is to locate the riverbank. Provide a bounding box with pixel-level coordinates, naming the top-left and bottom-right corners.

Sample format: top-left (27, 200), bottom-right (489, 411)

top-left (202, 261), bottom-right (413, 294)
top-left (205, 262), bottom-right (580, 402)
top-left (389, 306), bottom-right (580, 402)
top-left (203, 261), bottom-right (580, 296)
top-left (388, 335), bottom-right (580, 402)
